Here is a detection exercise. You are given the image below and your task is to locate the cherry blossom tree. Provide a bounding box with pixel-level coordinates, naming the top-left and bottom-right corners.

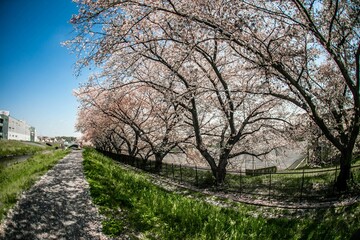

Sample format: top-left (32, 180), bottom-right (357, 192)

top-left (136, 39), bottom-right (292, 184)
top-left (76, 101), bottom-right (120, 152)
top-left (68, 0), bottom-right (358, 190)
top-left (75, 80), bottom-right (189, 171)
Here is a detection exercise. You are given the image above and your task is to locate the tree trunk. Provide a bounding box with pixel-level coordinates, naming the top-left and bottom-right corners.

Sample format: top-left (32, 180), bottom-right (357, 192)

top-left (335, 150), bottom-right (352, 191)
top-left (154, 154), bottom-right (163, 173)
top-left (215, 166), bottom-right (227, 185)
top-left (215, 156), bottom-right (228, 185)
top-left (140, 158), bottom-right (148, 170)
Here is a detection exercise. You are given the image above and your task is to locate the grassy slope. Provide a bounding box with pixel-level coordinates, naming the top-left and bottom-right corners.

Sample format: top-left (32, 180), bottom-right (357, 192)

top-left (83, 148), bottom-right (360, 240)
top-left (0, 140), bottom-right (46, 157)
top-left (0, 150), bottom-right (70, 221)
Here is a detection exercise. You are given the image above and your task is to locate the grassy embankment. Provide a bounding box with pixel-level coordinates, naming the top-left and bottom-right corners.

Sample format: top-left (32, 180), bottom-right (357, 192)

top-left (0, 140), bottom-right (46, 157)
top-left (0, 149), bottom-right (70, 221)
top-left (83, 148), bottom-right (360, 240)
top-left (101, 153), bottom-right (360, 203)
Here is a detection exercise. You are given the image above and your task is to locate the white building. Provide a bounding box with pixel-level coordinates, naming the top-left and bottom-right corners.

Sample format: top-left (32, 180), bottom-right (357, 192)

top-left (0, 110), bottom-right (36, 141)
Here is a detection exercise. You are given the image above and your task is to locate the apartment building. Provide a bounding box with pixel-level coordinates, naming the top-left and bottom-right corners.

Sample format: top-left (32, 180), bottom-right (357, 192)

top-left (0, 111), bottom-right (36, 141)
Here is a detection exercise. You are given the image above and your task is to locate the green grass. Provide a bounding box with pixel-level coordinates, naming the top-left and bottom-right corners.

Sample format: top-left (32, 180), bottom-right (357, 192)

top-left (0, 140), bottom-right (46, 157)
top-left (0, 149), bottom-right (70, 221)
top-left (83, 148), bottom-right (360, 239)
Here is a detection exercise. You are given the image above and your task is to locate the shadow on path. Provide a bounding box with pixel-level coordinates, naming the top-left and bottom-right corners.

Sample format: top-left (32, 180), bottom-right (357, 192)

top-left (0, 151), bottom-right (107, 240)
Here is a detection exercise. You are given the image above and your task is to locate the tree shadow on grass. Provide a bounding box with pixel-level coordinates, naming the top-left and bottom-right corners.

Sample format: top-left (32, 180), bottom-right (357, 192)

top-left (297, 203), bottom-right (359, 239)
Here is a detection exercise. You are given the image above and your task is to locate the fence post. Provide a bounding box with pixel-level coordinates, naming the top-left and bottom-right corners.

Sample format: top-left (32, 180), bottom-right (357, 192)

top-left (300, 168), bottom-right (305, 202)
top-left (165, 163), bottom-right (168, 177)
top-left (268, 172), bottom-right (272, 201)
top-left (334, 165), bottom-right (338, 183)
top-left (157, 161), bottom-right (160, 175)
top-left (239, 169), bottom-right (242, 194)
top-left (195, 165), bottom-right (199, 187)
top-left (180, 164), bottom-right (183, 183)
top-left (172, 163), bottom-right (175, 180)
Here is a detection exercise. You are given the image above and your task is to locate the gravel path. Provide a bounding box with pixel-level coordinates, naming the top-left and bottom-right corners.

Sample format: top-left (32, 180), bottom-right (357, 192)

top-left (0, 151), bottom-right (108, 240)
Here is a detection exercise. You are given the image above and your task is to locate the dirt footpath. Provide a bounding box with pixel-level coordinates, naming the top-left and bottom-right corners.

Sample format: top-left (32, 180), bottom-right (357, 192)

top-left (0, 151), bottom-right (107, 240)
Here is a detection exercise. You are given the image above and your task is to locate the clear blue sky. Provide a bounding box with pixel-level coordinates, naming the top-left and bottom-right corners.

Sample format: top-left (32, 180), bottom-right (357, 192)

top-left (0, 0), bottom-right (88, 137)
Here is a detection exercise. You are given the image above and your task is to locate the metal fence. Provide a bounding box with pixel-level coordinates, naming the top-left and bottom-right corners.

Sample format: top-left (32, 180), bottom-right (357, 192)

top-left (99, 150), bottom-right (360, 205)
